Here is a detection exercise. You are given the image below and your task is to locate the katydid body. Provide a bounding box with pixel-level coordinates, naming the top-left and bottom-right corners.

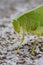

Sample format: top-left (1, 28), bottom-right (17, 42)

top-left (12, 5), bottom-right (43, 54)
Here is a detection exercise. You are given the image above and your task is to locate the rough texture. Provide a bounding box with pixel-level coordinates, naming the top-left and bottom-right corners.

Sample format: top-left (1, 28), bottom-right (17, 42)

top-left (0, 0), bottom-right (43, 65)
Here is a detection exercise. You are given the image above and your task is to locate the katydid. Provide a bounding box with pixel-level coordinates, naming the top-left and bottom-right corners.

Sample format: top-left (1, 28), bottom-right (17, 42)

top-left (12, 5), bottom-right (43, 54)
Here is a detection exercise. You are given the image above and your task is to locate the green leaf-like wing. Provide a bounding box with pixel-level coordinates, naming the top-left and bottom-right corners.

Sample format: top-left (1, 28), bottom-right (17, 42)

top-left (12, 5), bottom-right (43, 36)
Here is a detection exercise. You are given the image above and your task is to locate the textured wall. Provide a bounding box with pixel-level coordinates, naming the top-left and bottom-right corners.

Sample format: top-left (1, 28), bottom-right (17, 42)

top-left (0, 0), bottom-right (43, 18)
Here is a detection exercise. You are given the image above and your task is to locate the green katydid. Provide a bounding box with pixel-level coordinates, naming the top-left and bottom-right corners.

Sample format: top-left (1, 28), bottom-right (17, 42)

top-left (12, 5), bottom-right (43, 54)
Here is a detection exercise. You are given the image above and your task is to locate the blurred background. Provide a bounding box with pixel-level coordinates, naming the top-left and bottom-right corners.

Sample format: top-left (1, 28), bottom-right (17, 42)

top-left (0, 0), bottom-right (43, 20)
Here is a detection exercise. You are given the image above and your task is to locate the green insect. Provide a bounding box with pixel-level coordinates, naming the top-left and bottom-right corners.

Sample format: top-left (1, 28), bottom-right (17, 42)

top-left (12, 5), bottom-right (43, 54)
